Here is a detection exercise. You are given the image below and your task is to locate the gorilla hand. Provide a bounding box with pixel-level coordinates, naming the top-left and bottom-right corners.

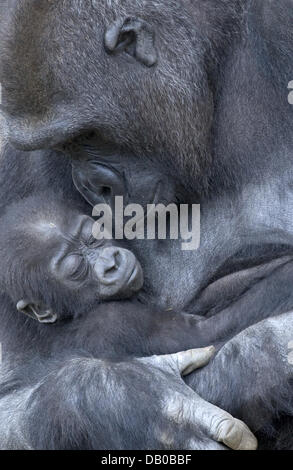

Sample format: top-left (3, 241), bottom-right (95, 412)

top-left (110, 347), bottom-right (258, 450)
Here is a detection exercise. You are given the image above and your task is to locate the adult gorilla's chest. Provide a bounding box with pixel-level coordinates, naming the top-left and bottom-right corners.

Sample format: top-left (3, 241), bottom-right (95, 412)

top-left (134, 173), bottom-right (293, 315)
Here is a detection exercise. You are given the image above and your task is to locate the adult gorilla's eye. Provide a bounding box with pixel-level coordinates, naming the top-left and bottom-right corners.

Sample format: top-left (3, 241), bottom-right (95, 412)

top-left (76, 131), bottom-right (97, 145)
top-left (60, 132), bottom-right (97, 154)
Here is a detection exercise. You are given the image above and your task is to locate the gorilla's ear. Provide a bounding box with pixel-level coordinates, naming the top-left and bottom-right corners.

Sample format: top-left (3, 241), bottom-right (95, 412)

top-left (16, 300), bottom-right (58, 324)
top-left (105, 17), bottom-right (157, 67)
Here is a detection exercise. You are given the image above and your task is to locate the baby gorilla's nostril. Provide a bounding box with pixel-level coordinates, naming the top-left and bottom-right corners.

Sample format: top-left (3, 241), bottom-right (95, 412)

top-left (104, 265), bottom-right (116, 275)
top-left (103, 249), bottom-right (122, 276)
top-left (113, 249), bottom-right (121, 268)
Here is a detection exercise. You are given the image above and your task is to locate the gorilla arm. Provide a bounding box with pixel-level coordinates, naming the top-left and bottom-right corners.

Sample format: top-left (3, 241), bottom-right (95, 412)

top-left (169, 257), bottom-right (293, 352)
top-left (0, 349), bottom-right (257, 450)
top-left (96, 259), bottom-right (293, 358)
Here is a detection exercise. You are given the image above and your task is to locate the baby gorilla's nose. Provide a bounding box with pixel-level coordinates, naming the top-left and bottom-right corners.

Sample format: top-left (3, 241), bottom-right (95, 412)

top-left (101, 247), bottom-right (121, 274)
top-left (94, 246), bottom-right (143, 299)
top-left (95, 246), bottom-right (121, 282)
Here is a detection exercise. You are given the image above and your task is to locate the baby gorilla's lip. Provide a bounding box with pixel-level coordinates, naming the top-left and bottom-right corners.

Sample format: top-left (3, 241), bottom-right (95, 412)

top-left (127, 263), bottom-right (139, 286)
top-left (125, 260), bottom-right (143, 292)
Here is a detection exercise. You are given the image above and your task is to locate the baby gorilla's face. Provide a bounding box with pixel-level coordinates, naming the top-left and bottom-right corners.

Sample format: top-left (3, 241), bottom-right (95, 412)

top-left (36, 214), bottom-right (143, 300)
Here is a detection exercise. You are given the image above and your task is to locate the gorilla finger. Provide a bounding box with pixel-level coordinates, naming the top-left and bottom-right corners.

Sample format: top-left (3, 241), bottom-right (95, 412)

top-left (139, 347), bottom-right (215, 376)
top-left (169, 346), bottom-right (216, 376)
top-left (217, 417), bottom-right (258, 451)
top-left (165, 392), bottom-right (257, 450)
top-left (192, 399), bottom-right (258, 450)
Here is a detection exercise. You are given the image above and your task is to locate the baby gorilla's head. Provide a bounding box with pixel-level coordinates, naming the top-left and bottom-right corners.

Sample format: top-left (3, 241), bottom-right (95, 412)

top-left (0, 194), bottom-right (143, 323)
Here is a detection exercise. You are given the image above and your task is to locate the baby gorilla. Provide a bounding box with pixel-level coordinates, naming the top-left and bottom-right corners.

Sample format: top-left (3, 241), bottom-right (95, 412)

top-left (0, 194), bottom-right (273, 357)
top-left (0, 194), bottom-right (143, 324)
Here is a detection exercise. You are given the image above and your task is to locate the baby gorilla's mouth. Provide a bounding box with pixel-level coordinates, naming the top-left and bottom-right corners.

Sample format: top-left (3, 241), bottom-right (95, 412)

top-left (127, 264), bottom-right (139, 284)
top-left (126, 262), bottom-right (142, 289)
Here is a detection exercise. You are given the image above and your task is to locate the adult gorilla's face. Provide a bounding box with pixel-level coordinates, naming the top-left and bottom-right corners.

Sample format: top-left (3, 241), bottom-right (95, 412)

top-left (0, 0), bottom-right (234, 200)
top-left (68, 134), bottom-right (178, 210)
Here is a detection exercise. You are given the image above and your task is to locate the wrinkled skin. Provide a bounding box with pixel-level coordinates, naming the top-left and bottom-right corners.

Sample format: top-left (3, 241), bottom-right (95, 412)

top-left (0, 0), bottom-right (293, 449)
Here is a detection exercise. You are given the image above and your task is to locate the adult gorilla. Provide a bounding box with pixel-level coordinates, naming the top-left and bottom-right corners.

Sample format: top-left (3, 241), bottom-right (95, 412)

top-left (1, 0), bottom-right (293, 449)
